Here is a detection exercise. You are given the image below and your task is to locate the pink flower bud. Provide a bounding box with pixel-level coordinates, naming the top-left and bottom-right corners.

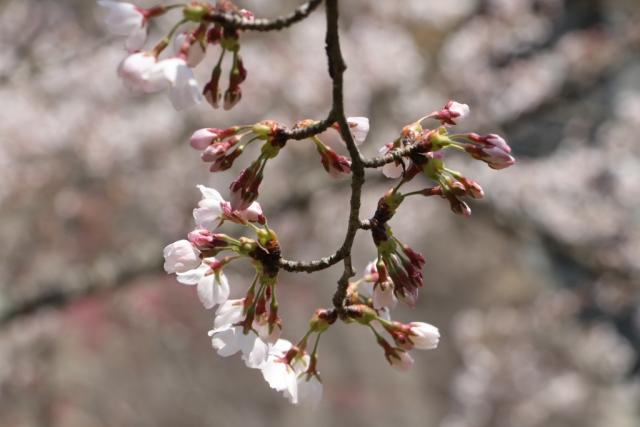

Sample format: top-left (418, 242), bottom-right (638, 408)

top-left (210, 148), bottom-right (243, 172)
top-left (316, 145), bottom-right (351, 178)
top-left (459, 177), bottom-right (484, 199)
top-left (447, 195), bottom-right (472, 217)
top-left (190, 128), bottom-right (222, 150)
top-left (469, 133), bottom-right (511, 153)
top-left (465, 145), bottom-right (516, 170)
top-left (187, 229), bottom-right (228, 251)
top-left (432, 101), bottom-right (470, 125)
top-left (201, 137), bottom-right (240, 162)
top-left (229, 162), bottom-right (263, 210)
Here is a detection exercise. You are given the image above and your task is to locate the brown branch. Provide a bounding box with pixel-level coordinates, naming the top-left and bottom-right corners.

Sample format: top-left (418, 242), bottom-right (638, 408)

top-left (276, 0), bottom-right (363, 310)
top-left (204, 0), bottom-right (323, 32)
top-left (361, 140), bottom-right (424, 168)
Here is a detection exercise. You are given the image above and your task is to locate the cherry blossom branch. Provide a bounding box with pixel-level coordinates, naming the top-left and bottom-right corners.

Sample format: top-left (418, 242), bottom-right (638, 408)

top-left (274, 0), bottom-right (363, 311)
top-left (203, 0), bottom-right (323, 32)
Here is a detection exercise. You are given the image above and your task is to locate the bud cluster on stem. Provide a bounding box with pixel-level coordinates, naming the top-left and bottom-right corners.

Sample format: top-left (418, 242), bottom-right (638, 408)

top-left (102, 0), bottom-right (515, 408)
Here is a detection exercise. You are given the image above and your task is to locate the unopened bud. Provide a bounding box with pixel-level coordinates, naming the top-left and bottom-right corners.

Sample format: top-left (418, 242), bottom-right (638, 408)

top-left (345, 304), bottom-right (378, 325)
top-left (309, 309), bottom-right (337, 332)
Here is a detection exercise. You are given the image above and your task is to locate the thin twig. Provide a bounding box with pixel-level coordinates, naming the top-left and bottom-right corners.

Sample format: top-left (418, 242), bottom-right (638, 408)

top-left (361, 140), bottom-right (423, 168)
top-left (204, 0), bottom-right (323, 32)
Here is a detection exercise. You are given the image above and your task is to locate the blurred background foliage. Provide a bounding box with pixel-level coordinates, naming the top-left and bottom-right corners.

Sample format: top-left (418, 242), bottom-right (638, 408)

top-left (1, 0), bottom-right (640, 426)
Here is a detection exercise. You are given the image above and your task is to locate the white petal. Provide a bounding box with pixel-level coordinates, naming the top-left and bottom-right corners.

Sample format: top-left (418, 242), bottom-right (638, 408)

top-left (197, 185), bottom-right (224, 203)
top-left (261, 361), bottom-right (292, 392)
top-left (175, 263), bottom-right (208, 285)
top-left (213, 299), bottom-right (244, 330)
top-left (213, 273), bottom-right (230, 305)
top-left (373, 285), bottom-right (398, 310)
top-left (210, 326), bottom-right (242, 357)
top-left (196, 274), bottom-right (216, 309)
top-left (240, 331), bottom-right (269, 369)
top-left (163, 239), bottom-right (200, 274)
top-left (347, 117), bottom-right (369, 145)
top-left (382, 162), bottom-right (404, 179)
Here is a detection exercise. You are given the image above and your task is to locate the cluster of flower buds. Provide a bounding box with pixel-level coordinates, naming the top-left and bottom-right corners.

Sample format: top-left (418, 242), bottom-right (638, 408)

top-left (293, 117), bottom-right (369, 178)
top-left (163, 184), bottom-right (337, 406)
top-left (341, 303), bottom-right (440, 372)
top-left (99, 0), bottom-right (253, 110)
top-left (376, 101), bottom-right (515, 216)
top-left (189, 120), bottom-right (286, 209)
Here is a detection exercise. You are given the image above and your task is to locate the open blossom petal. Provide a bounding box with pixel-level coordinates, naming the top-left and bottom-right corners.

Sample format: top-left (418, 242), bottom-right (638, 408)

top-left (196, 270), bottom-right (230, 309)
top-left (239, 330), bottom-right (269, 368)
top-left (155, 58), bottom-right (203, 110)
top-left (163, 240), bottom-right (200, 274)
top-left (409, 322), bottom-right (440, 350)
top-left (193, 185), bottom-right (225, 229)
top-left (175, 262), bottom-right (208, 285)
top-left (373, 284), bottom-right (398, 310)
top-left (213, 299), bottom-right (244, 330)
top-left (347, 117), bottom-right (370, 145)
top-left (98, 1), bottom-right (148, 52)
top-left (209, 326), bottom-right (268, 368)
top-left (237, 201), bottom-right (263, 223)
top-left (117, 53), bottom-right (167, 93)
top-left (260, 340), bottom-right (310, 404)
top-left (209, 326), bottom-right (243, 357)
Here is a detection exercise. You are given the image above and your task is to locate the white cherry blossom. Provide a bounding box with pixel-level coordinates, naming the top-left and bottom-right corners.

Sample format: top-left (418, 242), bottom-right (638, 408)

top-left (260, 339), bottom-right (310, 404)
top-left (193, 185), bottom-right (264, 229)
top-left (154, 58), bottom-right (203, 110)
top-left (373, 283), bottom-right (398, 310)
top-left (209, 325), bottom-right (269, 369)
top-left (193, 185), bottom-right (225, 229)
top-left (163, 239), bottom-right (200, 274)
top-left (408, 322), bottom-right (440, 350)
top-left (98, 1), bottom-right (147, 51)
top-left (175, 259), bottom-right (230, 309)
top-left (213, 299), bottom-right (245, 330)
top-left (117, 53), bottom-right (167, 93)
